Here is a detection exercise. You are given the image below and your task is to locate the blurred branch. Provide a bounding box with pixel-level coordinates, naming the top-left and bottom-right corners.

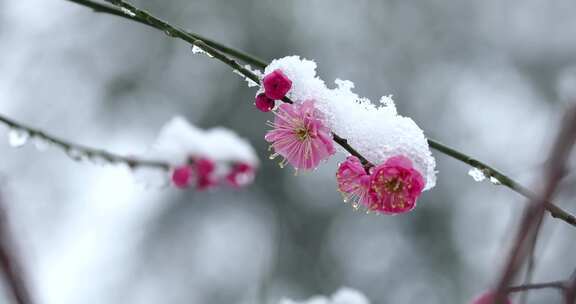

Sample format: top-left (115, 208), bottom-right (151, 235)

top-left (64, 0), bottom-right (576, 226)
top-left (0, 113), bottom-right (170, 170)
top-left (518, 233), bottom-right (539, 304)
top-left (493, 105), bottom-right (576, 303)
top-left (507, 281), bottom-right (565, 293)
top-left (0, 193), bottom-right (33, 304)
top-left (506, 270), bottom-right (576, 303)
top-left (565, 270), bottom-right (576, 304)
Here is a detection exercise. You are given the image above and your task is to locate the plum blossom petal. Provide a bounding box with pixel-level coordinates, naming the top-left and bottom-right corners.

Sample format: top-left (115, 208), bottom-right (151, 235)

top-left (263, 69), bottom-right (292, 99)
top-left (369, 155), bottom-right (425, 214)
top-left (265, 100), bottom-right (335, 170)
top-left (336, 156), bottom-right (373, 208)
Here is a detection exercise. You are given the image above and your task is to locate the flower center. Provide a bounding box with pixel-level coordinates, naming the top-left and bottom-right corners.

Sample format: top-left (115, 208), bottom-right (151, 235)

top-left (384, 177), bottom-right (404, 193)
top-left (295, 127), bottom-right (309, 141)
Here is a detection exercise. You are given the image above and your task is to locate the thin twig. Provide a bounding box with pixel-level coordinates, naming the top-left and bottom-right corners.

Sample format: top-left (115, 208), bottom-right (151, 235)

top-left (507, 281), bottom-right (566, 293)
top-left (565, 270), bottom-right (576, 304)
top-left (0, 192), bottom-right (33, 304)
top-left (493, 105), bottom-right (576, 303)
top-left (68, 0), bottom-right (375, 168)
top-left (64, 0), bottom-right (576, 227)
top-left (518, 233), bottom-right (539, 304)
top-left (0, 113), bottom-right (170, 170)
top-left (65, 0), bottom-right (266, 68)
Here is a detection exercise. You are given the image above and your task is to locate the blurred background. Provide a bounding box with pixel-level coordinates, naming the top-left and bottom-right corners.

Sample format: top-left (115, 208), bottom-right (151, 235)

top-left (1, 0), bottom-right (576, 303)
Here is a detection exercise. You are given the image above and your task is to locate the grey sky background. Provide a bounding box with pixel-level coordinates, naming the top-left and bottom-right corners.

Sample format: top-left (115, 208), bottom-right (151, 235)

top-left (1, 0), bottom-right (576, 303)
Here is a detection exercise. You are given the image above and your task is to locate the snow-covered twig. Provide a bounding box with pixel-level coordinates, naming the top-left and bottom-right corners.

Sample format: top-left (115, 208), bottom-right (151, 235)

top-left (64, 0), bottom-right (576, 227)
top-left (0, 113), bottom-right (170, 170)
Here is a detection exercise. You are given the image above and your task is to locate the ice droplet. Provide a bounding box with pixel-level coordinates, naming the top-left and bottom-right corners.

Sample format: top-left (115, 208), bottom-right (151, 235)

top-left (468, 167), bottom-right (486, 182)
top-left (191, 45), bottom-right (214, 58)
top-left (8, 128), bottom-right (29, 148)
top-left (89, 154), bottom-right (111, 166)
top-left (66, 148), bottom-right (86, 161)
top-left (32, 136), bottom-right (50, 151)
top-left (120, 7), bottom-right (136, 17)
top-left (489, 176), bottom-right (501, 185)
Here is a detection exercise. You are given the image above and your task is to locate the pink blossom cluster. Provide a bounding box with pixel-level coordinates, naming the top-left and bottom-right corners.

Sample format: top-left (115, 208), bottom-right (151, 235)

top-left (336, 155), bottom-right (424, 214)
top-left (254, 66), bottom-right (430, 214)
top-left (146, 117), bottom-right (259, 190)
top-left (172, 157), bottom-right (255, 191)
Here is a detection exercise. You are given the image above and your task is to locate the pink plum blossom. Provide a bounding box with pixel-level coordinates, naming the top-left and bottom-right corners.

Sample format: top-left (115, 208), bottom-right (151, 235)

top-left (263, 69), bottom-right (292, 100)
top-left (369, 155), bottom-right (425, 214)
top-left (172, 165), bottom-right (193, 188)
top-left (265, 100), bottom-right (335, 170)
top-left (255, 93), bottom-right (275, 112)
top-left (171, 157), bottom-right (216, 190)
top-left (193, 157), bottom-right (216, 190)
top-left (336, 156), bottom-right (373, 207)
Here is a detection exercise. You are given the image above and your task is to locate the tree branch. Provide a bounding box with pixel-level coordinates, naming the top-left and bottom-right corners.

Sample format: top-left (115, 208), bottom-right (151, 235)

top-left (493, 105), bottom-right (576, 303)
top-left (507, 281), bottom-right (565, 293)
top-left (0, 193), bottom-right (33, 304)
top-left (63, 0), bottom-right (576, 226)
top-left (0, 113), bottom-right (170, 170)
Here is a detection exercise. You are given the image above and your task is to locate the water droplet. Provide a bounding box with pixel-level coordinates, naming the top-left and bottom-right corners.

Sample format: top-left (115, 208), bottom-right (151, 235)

top-left (89, 154), bottom-right (111, 166)
top-left (468, 167), bottom-right (486, 182)
top-left (489, 176), bottom-right (501, 185)
top-left (8, 128), bottom-right (29, 148)
top-left (32, 136), bottom-right (50, 151)
top-left (66, 148), bottom-right (86, 161)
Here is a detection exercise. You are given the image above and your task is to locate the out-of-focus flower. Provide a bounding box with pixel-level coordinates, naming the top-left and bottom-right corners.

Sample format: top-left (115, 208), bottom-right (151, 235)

top-left (144, 116), bottom-right (259, 189)
top-left (265, 100), bottom-right (335, 170)
top-left (192, 157), bottom-right (216, 190)
top-left (170, 157), bottom-right (216, 190)
top-left (263, 69), bottom-right (292, 99)
top-left (369, 155), bottom-right (425, 214)
top-left (171, 165), bottom-right (193, 188)
top-left (336, 156), bottom-right (372, 208)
